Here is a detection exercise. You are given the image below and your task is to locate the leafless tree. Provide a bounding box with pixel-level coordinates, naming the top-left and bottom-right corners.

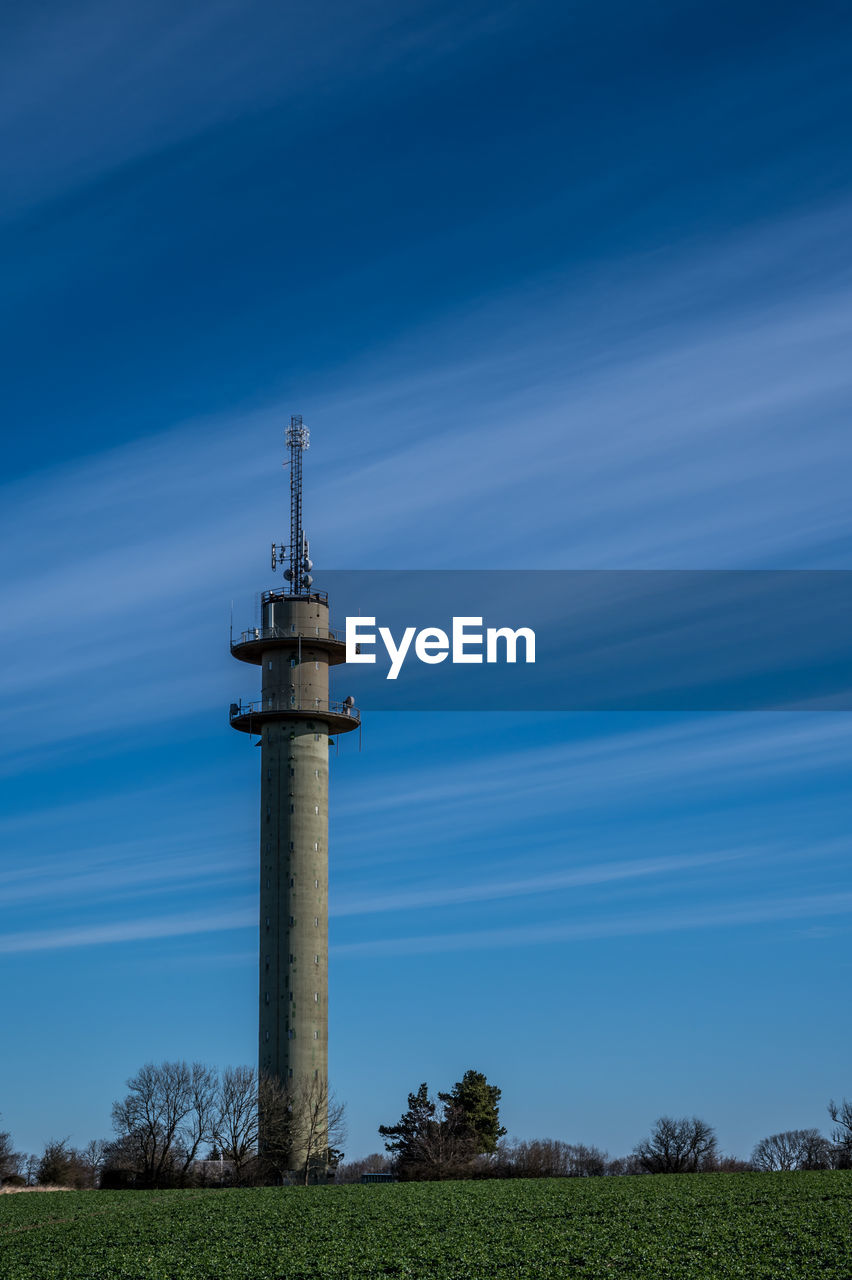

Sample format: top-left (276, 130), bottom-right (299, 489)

top-left (828, 1098), bottom-right (852, 1168)
top-left (336, 1152), bottom-right (395, 1183)
top-left (751, 1128), bottom-right (831, 1172)
top-left (633, 1116), bottom-right (717, 1174)
top-left (214, 1066), bottom-right (261, 1181)
top-left (410, 1101), bottom-right (476, 1180)
top-left (0, 1123), bottom-right (21, 1183)
top-left (79, 1139), bottom-right (109, 1188)
top-left (499, 1139), bottom-right (608, 1178)
top-left (181, 1063), bottom-right (219, 1177)
top-left (715, 1155), bottom-right (754, 1172)
top-left (111, 1060), bottom-right (218, 1187)
top-left (256, 1073), bottom-right (296, 1182)
top-left (289, 1074), bottom-right (347, 1185)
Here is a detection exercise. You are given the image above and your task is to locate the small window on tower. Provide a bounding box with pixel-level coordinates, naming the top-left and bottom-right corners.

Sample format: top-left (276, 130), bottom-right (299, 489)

top-left (314, 805), bottom-right (319, 815)
top-left (290, 767), bottom-right (295, 777)
top-left (314, 879), bottom-right (319, 888)
top-left (314, 842), bottom-right (318, 851)
top-left (314, 992), bottom-right (319, 1002)
top-left (290, 877), bottom-right (294, 888)
top-left (315, 734), bottom-right (321, 742)
top-left (289, 915), bottom-right (295, 925)
top-left (289, 1029), bottom-right (294, 1039)
top-left (268, 661), bottom-right (273, 670)
top-left (314, 955), bottom-right (319, 964)
top-left (314, 917), bottom-right (319, 927)
top-left (314, 1031), bottom-right (319, 1039)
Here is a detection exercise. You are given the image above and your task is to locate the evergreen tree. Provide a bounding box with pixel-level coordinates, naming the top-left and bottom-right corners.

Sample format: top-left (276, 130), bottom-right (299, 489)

top-left (438, 1070), bottom-right (506, 1154)
top-left (378, 1083), bottom-right (437, 1162)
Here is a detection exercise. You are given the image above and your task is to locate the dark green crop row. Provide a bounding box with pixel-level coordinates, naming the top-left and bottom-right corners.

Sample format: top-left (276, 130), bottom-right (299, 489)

top-left (1, 1171), bottom-right (851, 1280)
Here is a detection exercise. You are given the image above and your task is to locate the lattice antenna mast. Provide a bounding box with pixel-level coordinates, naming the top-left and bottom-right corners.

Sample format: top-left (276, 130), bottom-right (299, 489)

top-left (272, 415), bottom-right (313, 594)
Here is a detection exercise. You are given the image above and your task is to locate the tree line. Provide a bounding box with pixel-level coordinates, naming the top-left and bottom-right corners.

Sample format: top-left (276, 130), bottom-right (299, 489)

top-left (2, 1067), bottom-right (851, 1189)
top-left (1, 1062), bottom-right (344, 1190)
top-left (339, 1073), bottom-right (852, 1183)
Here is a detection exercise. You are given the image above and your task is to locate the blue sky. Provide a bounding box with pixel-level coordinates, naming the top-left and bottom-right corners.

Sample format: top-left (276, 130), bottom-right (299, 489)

top-left (1, 0), bottom-right (852, 1162)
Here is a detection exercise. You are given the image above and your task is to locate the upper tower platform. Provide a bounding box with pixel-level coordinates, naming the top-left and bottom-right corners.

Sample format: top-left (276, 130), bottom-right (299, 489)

top-left (229, 587), bottom-right (358, 736)
top-left (230, 589), bottom-right (347, 667)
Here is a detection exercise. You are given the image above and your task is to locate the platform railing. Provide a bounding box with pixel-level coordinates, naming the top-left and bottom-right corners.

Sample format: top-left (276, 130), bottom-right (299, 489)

top-left (231, 623), bottom-right (347, 648)
top-left (261, 588), bottom-right (329, 606)
top-left (229, 697), bottom-right (359, 724)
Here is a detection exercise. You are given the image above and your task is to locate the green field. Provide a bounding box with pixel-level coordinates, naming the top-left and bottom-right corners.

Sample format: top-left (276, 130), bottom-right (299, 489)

top-left (1, 1172), bottom-right (851, 1279)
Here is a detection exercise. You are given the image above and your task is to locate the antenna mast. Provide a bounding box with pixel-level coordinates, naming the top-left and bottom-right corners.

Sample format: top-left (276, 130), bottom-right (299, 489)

top-left (271, 415), bottom-right (313, 594)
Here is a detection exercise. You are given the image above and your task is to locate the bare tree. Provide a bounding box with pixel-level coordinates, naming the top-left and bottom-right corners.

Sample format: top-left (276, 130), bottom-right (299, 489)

top-left (111, 1061), bottom-right (218, 1187)
top-left (214, 1066), bottom-right (261, 1182)
top-left (256, 1073), bottom-right (295, 1182)
top-left (180, 1063), bottom-right (219, 1179)
top-left (752, 1129), bottom-right (831, 1172)
top-left (406, 1101), bottom-right (472, 1179)
top-left (499, 1139), bottom-right (608, 1179)
top-left (715, 1155), bottom-right (754, 1172)
top-left (633, 1116), bottom-right (717, 1174)
top-left (80, 1139), bottom-right (109, 1189)
top-left (336, 1152), bottom-right (395, 1183)
top-left (289, 1074), bottom-right (347, 1185)
top-left (0, 1122), bottom-right (21, 1183)
top-left (828, 1098), bottom-right (852, 1168)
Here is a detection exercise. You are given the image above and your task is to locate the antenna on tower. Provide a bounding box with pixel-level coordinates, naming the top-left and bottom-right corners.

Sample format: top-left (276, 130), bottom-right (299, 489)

top-left (271, 415), bottom-right (313, 594)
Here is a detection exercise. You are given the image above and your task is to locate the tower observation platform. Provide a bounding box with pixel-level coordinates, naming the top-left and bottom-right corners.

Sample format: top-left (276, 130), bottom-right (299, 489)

top-left (229, 417), bottom-right (357, 1180)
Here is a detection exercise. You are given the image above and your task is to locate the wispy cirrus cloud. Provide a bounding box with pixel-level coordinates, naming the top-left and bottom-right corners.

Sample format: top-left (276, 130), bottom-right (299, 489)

top-left (2, 836), bottom-right (845, 954)
top-left (330, 847), bottom-right (749, 917)
top-left (0, 0), bottom-right (521, 221)
top-left (336, 713), bottom-right (852, 839)
top-left (331, 890), bottom-right (852, 957)
top-left (0, 905), bottom-right (254, 955)
top-left (1, 198), bottom-right (851, 768)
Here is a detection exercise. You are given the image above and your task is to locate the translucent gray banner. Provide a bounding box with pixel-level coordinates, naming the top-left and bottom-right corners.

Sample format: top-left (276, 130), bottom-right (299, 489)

top-left (300, 571), bottom-right (852, 711)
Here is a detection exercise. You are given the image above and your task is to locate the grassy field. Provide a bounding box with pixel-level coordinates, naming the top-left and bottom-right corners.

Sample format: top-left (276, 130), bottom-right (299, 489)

top-left (1, 1172), bottom-right (850, 1279)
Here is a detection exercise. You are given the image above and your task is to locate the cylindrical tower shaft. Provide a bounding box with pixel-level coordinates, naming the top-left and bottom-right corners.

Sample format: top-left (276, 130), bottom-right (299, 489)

top-left (258, 600), bottom-right (331, 1089)
top-left (230, 588), bottom-right (358, 1178)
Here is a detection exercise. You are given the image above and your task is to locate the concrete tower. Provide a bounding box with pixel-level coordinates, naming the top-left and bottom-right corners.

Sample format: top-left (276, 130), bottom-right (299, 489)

top-left (229, 416), bottom-right (358, 1176)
